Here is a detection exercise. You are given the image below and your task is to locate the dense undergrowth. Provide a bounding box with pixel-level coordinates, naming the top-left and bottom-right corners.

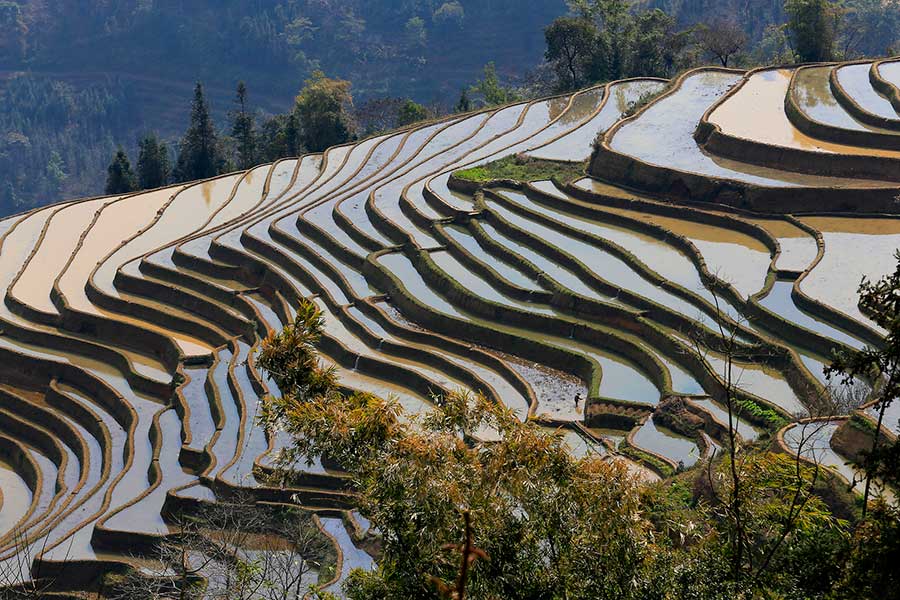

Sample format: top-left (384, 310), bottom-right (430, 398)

top-left (255, 293), bottom-right (900, 600)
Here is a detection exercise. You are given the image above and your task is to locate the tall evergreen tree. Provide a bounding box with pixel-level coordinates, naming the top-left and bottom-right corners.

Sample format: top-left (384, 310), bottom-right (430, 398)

top-left (137, 133), bottom-right (170, 190)
top-left (231, 81), bottom-right (257, 170)
top-left (46, 150), bottom-right (67, 187)
top-left (0, 181), bottom-right (17, 215)
top-left (259, 112), bottom-right (302, 162)
top-left (455, 89), bottom-right (472, 113)
top-left (284, 112), bottom-right (300, 156)
top-left (469, 62), bottom-right (519, 107)
top-left (571, 0), bottom-right (635, 81)
top-left (105, 148), bottom-right (137, 195)
top-left (175, 82), bottom-right (223, 182)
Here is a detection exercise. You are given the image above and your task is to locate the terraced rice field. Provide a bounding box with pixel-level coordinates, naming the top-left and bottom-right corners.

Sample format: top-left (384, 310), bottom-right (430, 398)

top-left (2, 58), bottom-right (900, 595)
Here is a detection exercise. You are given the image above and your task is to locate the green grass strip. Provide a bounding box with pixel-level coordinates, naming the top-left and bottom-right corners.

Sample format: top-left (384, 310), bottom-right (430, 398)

top-left (455, 155), bottom-right (586, 184)
top-left (738, 398), bottom-right (789, 430)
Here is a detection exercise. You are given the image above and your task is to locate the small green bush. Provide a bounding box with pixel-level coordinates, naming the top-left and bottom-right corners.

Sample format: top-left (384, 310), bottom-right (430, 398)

top-left (849, 412), bottom-right (877, 434)
top-left (621, 441), bottom-right (676, 477)
top-left (738, 398), bottom-right (788, 430)
top-left (455, 154), bottom-right (586, 184)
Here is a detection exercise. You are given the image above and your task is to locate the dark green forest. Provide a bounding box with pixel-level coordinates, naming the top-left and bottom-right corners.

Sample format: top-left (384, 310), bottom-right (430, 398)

top-left (1, 0), bottom-right (898, 214)
top-left (0, 0), bottom-right (566, 212)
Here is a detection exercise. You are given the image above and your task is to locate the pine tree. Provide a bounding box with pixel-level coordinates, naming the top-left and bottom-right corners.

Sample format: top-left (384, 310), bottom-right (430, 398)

top-left (46, 150), bottom-right (67, 186)
top-left (456, 88), bottom-right (472, 113)
top-left (284, 112), bottom-right (300, 156)
top-left (175, 82), bottom-right (222, 182)
top-left (137, 133), bottom-right (170, 190)
top-left (259, 113), bottom-right (301, 162)
top-left (105, 148), bottom-right (137, 195)
top-left (231, 81), bottom-right (257, 170)
top-left (0, 182), bottom-right (17, 215)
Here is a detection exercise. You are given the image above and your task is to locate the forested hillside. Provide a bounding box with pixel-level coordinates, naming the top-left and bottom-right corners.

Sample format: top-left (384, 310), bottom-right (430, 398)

top-left (643, 0), bottom-right (898, 56)
top-left (1, 0), bottom-right (898, 214)
top-left (0, 0), bottom-right (565, 212)
top-left (641, 0), bottom-right (786, 40)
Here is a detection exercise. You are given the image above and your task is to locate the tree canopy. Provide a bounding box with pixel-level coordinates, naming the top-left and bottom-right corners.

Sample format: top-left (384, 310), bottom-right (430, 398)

top-left (104, 148), bottom-right (137, 195)
top-left (231, 81), bottom-right (257, 170)
top-left (174, 83), bottom-right (224, 183)
top-left (137, 134), bottom-right (170, 190)
top-left (256, 296), bottom-right (896, 600)
top-left (397, 99), bottom-right (429, 126)
top-left (784, 0), bottom-right (840, 62)
top-left (544, 16), bottom-right (597, 91)
top-left (294, 71), bottom-right (356, 153)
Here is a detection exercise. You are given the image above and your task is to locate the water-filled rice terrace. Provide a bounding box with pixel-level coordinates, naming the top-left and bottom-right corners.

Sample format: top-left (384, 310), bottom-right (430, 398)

top-left (2, 57), bottom-right (900, 595)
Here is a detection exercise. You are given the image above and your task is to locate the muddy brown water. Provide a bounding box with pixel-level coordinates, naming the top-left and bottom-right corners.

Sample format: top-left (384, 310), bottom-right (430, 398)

top-left (57, 187), bottom-right (211, 357)
top-left (593, 203), bottom-right (771, 298)
top-left (799, 216), bottom-right (900, 333)
top-left (835, 63), bottom-right (900, 121)
top-left (710, 69), bottom-right (900, 158)
top-left (792, 66), bottom-right (895, 134)
top-left (13, 197), bottom-right (108, 315)
top-left (532, 79), bottom-right (666, 162)
top-left (610, 70), bottom-right (893, 189)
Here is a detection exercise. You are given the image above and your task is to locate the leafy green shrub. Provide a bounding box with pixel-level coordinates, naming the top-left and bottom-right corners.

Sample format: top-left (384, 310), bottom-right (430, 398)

top-left (621, 87), bottom-right (667, 119)
top-left (738, 398), bottom-right (788, 430)
top-left (620, 440), bottom-right (676, 477)
top-left (849, 412), bottom-right (877, 434)
top-left (454, 154), bottom-right (586, 183)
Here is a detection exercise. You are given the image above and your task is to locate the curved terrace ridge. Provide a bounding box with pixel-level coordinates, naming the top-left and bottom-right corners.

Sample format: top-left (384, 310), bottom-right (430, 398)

top-left (0, 61), bottom-right (897, 595)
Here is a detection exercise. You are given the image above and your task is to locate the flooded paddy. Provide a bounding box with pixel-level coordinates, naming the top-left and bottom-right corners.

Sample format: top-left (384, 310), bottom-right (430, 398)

top-left (477, 220), bottom-right (614, 301)
top-left (782, 421), bottom-right (863, 490)
top-left (376, 251), bottom-right (660, 413)
top-left (710, 69), bottom-right (900, 159)
top-left (690, 398), bottom-right (761, 441)
top-left (532, 79), bottom-right (666, 161)
top-left (799, 216), bottom-right (900, 333)
top-left (592, 202), bottom-right (771, 298)
top-left (633, 416), bottom-right (700, 468)
top-left (347, 305), bottom-right (532, 418)
top-left (835, 63), bottom-right (900, 122)
top-left (0, 459), bottom-right (32, 537)
top-left (180, 367), bottom-right (216, 453)
top-left (428, 250), bottom-right (558, 316)
top-left (12, 197), bottom-right (108, 315)
top-left (745, 217), bottom-right (818, 272)
top-left (759, 280), bottom-right (865, 349)
top-left (513, 185), bottom-right (730, 304)
top-left (55, 187), bottom-right (212, 358)
top-left (791, 66), bottom-right (895, 135)
top-left (1, 58), bottom-right (897, 593)
top-left (442, 224), bottom-right (545, 291)
top-left (483, 195), bottom-right (750, 324)
top-left (877, 59), bottom-right (900, 89)
top-left (608, 70), bottom-right (893, 189)
top-left (705, 352), bottom-right (805, 416)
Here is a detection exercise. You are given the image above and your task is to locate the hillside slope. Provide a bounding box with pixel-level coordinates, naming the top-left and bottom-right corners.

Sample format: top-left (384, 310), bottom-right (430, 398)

top-left (0, 0), bottom-right (565, 213)
top-left (0, 59), bottom-right (894, 594)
